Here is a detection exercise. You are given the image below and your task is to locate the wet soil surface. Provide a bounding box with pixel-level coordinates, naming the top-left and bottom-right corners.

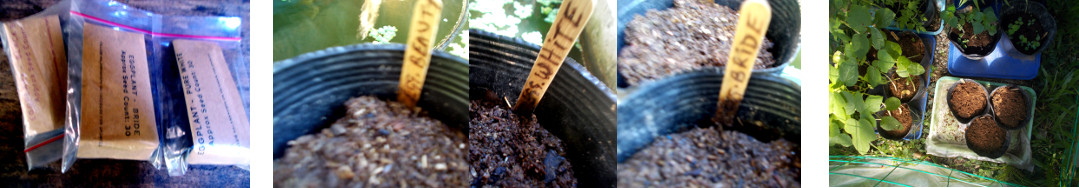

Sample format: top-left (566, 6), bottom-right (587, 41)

top-left (273, 96), bottom-right (468, 187)
top-left (617, 126), bottom-right (800, 187)
top-left (618, 0), bottom-right (775, 86)
top-left (965, 115), bottom-right (1007, 158)
top-left (990, 86), bottom-right (1028, 129)
top-left (468, 100), bottom-right (576, 188)
top-left (949, 80), bottom-right (988, 119)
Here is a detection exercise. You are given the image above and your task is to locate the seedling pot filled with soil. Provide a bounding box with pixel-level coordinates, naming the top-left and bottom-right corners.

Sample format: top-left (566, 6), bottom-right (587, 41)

top-left (617, 69), bottom-right (801, 187)
top-left (999, 1), bottom-right (1056, 59)
top-left (947, 79), bottom-right (990, 123)
top-left (945, 0), bottom-right (1001, 60)
top-left (965, 114), bottom-right (1009, 159)
top-left (272, 44), bottom-right (470, 187)
top-left (990, 85), bottom-right (1030, 129)
top-left (884, 31), bottom-right (929, 103)
top-left (614, 0), bottom-right (800, 87)
top-left (468, 30), bottom-right (617, 187)
top-left (877, 104), bottom-right (919, 140)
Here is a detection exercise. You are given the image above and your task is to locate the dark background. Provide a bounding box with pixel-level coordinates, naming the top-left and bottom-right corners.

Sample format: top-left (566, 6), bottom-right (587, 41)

top-left (0, 0), bottom-right (250, 187)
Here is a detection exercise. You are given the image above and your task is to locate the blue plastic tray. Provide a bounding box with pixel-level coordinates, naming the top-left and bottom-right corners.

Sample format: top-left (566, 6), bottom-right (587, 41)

top-left (946, 41), bottom-right (1041, 80)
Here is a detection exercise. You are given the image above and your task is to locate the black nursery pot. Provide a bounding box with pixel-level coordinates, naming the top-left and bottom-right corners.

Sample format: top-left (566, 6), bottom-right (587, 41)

top-left (947, 0), bottom-right (1002, 60)
top-left (272, 43), bottom-right (469, 158)
top-left (1000, 1), bottom-right (1056, 57)
top-left (616, 68), bottom-right (801, 162)
top-left (615, 0), bottom-right (801, 88)
top-left (469, 29), bottom-right (618, 187)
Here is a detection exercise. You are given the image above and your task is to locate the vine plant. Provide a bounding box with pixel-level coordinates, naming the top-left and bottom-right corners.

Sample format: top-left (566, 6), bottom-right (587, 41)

top-left (830, 0), bottom-right (926, 154)
top-left (943, 0), bottom-right (999, 48)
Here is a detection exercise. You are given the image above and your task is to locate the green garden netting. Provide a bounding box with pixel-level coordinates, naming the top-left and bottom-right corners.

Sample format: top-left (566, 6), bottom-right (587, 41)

top-left (829, 155), bottom-right (1020, 187)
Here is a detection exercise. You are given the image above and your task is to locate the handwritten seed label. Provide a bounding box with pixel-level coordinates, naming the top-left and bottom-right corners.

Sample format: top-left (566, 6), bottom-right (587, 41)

top-left (79, 23), bottom-right (159, 160)
top-left (397, 0), bottom-right (443, 107)
top-left (1, 15), bottom-right (68, 136)
top-left (513, 0), bottom-right (595, 113)
top-left (716, 0), bottom-right (771, 124)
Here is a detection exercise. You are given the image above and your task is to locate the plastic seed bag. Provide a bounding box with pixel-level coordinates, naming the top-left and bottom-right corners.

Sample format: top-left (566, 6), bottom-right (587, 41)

top-left (1, 12), bottom-right (69, 170)
top-left (60, 0), bottom-right (248, 174)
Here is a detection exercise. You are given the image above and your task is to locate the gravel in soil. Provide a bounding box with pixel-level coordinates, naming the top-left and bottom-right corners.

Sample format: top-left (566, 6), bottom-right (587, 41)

top-left (990, 86), bottom-right (1028, 129)
top-left (617, 126), bottom-right (800, 187)
top-left (965, 115), bottom-right (1007, 158)
top-left (468, 100), bottom-right (576, 188)
top-left (273, 96), bottom-right (468, 187)
top-left (879, 104), bottom-right (913, 140)
top-left (948, 80), bottom-right (988, 120)
top-left (618, 0), bottom-right (775, 86)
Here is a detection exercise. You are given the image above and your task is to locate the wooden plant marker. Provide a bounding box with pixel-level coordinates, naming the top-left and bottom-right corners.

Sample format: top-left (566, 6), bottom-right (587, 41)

top-left (397, 0), bottom-right (443, 107)
top-left (513, 0), bottom-right (595, 114)
top-left (716, 0), bottom-right (771, 124)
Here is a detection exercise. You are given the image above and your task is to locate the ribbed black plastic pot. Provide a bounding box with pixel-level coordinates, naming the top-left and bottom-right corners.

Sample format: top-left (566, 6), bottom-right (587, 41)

top-left (615, 0), bottom-right (801, 88)
top-left (272, 43), bottom-right (469, 158)
top-left (616, 68), bottom-right (800, 162)
top-left (999, 1), bottom-right (1055, 58)
top-left (469, 29), bottom-right (618, 187)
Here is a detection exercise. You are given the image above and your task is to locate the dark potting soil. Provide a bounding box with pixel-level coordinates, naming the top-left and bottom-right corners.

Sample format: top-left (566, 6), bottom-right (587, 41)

top-left (273, 96), bottom-right (468, 187)
top-left (991, 86), bottom-right (1028, 129)
top-left (949, 20), bottom-right (999, 56)
top-left (618, 0), bottom-right (775, 86)
top-left (468, 100), bottom-right (576, 188)
top-left (1004, 13), bottom-right (1047, 54)
top-left (617, 126), bottom-right (800, 187)
top-left (889, 75), bottom-right (921, 102)
top-left (892, 31), bottom-right (926, 61)
top-left (966, 115), bottom-right (1008, 158)
top-left (878, 104), bottom-right (913, 140)
top-left (949, 80), bottom-right (988, 120)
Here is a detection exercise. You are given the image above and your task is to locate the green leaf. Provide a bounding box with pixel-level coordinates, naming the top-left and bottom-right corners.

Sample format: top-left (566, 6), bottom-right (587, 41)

top-left (880, 116), bottom-right (902, 131)
top-left (907, 61), bottom-right (925, 76)
top-left (830, 61), bottom-right (840, 83)
top-left (885, 41), bottom-right (903, 58)
top-left (870, 29), bottom-right (885, 50)
top-left (846, 5), bottom-right (872, 34)
top-left (864, 94), bottom-right (883, 113)
top-left (830, 119), bottom-right (853, 147)
top-left (841, 91), bottom-right (860, 116)
top-left (885, 97), bottom-right (901, 111)
top-left (839, 57), bottom-right (859, 87)
top-left (847, 117), bottom-right (877, 154)
top-left (895, 56), bottom-right (913, 77)
top-left (850, 33), bottom-right (870, 58)
top-left (873, 52), bottom-right (895, 73)
top-left (866, 64), bottom-right (885, 87)
top-left (874, 8), bottom-right (896, 28)
top-left (973, 21), bottom-right (985, 34)
top-left (831, 92), bottom-right (850, 121)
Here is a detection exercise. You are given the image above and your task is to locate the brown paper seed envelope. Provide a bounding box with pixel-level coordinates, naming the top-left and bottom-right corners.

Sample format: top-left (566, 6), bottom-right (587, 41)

top-left (1, 15), bottom-right (68, 136)
top-left (173, 39), bottom-right (250, 166)
top-left (78, 23), bottom-right (159, 160)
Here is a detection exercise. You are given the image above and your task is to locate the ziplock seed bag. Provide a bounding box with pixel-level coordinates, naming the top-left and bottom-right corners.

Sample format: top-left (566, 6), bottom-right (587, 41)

top-left (60, 0), bottom-right (249, 174)
top-left (0, 0), bottom-right (72, 170)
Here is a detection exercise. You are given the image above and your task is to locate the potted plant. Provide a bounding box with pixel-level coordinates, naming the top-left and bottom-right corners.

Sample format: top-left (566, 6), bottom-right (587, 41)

top-left (944, 0), bottom-right (1001, 60)
top-left (830, 0), bottom-right (927, 153)
top-left (1000, 1), bottom-right (1056, 59)
top-left (880, 0), bottom-right (943, 33)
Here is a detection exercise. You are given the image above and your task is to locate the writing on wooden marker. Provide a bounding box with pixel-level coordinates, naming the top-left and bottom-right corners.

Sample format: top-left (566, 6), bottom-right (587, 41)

top-left (716, 0), bottom-right (771, 124)
top-left (397, 0), bottom-right (443, 107)
top-left (514, 0), bottom-right (595, 113)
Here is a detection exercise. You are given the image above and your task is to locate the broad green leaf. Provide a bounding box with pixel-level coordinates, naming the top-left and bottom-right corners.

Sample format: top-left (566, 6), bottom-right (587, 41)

top-left (870, 29), bottom-right (885, 50)
top-left (880, 116), bottom-right (902, 131)
top-left (885, 41), bottom-right (903, 58)
top-left (846, 5), bottom-right (872, 33)
top-left (875, 50), bottom-right (895, 72)
top-left (839, 57), bottom-right (859, 87)
top-left (841, 91), bottom-right (860, 116)
top-left (832, 92), bottom-right (850, 121)
top-left (830, 61), bottom-right (840, 83)
top-left (973, 21), bottom-right (985, 34)
top-left (850, 33), bottom-right (870, 58)
top-left (885, 97), bottom-right (901, 110)
top-left (847, 117), bottom-right (877, 154)
top-left (907, 61), bottom-right (925, 76)
top-left (830, 119), bottom-right (853, 147)
top-left (866, 65), bottom-right (885, 87)
top-left (864, 94), bottom-right (883, 113)
top-left (832, 133), bottom-right (853, 147)
top-left (874, 8), bottom-right (896, 28)
top-left (896, 56), bottom-right (913, 77)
